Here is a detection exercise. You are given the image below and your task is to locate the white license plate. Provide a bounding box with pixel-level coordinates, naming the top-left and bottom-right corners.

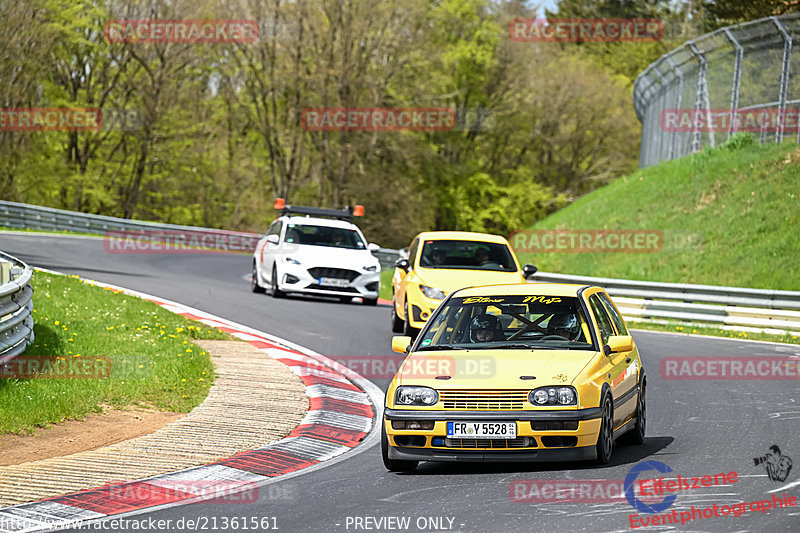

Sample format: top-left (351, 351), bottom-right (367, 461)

top-left (447, 421), bottom-right (516, 439)
top-left (319, 277), bottom-right (350, 287)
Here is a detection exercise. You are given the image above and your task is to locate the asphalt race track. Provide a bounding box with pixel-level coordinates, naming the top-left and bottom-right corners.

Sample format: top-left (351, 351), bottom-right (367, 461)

top-left (3, 233), bottom-right (799, 533)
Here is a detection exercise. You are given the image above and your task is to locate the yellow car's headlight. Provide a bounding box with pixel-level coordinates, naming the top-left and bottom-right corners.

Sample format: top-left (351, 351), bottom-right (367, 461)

top-left (529, 386), bottom-right (578, 406)
top-left (419, 285), bottom-right (446, 300)
top-left (396, 386), bottom-right (439, 406)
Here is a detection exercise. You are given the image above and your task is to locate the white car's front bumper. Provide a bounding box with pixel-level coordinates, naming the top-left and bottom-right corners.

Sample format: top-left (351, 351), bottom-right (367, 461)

top-left (270, 263), bottom-right (380, 299)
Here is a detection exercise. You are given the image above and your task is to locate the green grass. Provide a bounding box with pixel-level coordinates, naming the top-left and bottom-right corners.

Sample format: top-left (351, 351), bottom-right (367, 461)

top-left (380, 269), bottom-right (393, 301)
top-left (630, 321), bottom-right (799, 345)
top-left (512, 138), bottom-right (800, 346)
top-left (0, 270), bottom-right (230, 434)
top-left (0, 227), bottom-right (103, 238)
top-left (516, 140), bottom-right (800, 290)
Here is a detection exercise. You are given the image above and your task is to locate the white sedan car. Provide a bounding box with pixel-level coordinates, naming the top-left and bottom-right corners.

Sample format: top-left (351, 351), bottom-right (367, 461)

top-left (251, 204), bottom-right (381, 305)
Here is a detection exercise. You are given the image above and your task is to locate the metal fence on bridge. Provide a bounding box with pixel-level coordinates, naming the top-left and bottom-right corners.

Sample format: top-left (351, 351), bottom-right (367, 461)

top-left (634, 14), bottom-right (800, 167)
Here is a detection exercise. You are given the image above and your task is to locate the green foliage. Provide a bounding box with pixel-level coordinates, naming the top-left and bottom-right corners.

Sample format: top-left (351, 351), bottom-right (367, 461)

top-left (1, 0), bottom-right (642, 247)
top-left (722, 132), bottom-right (757, 151)
top-left (453, 172), bottom-right (565, 236)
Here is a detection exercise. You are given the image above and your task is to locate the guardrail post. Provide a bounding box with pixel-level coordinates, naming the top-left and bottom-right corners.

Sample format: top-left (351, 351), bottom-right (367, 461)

top-left (723, 28), bottom-right (743, 139)
top-left (665, 55), bottom-right (684, 160)
top-left (688, 41), bottom-right (713, 151)
top-left (772, 17), bottom-right (792, 143)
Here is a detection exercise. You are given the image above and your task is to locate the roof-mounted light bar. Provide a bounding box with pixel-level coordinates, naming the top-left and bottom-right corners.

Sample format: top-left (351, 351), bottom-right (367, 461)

top-left (273, 198), bottom-right (364, 220)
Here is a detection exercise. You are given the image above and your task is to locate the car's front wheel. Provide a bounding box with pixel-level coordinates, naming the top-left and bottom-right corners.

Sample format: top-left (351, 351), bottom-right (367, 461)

top-left (363, 297), bottom-right (378, 306)
top-left (391, 296), bottom-right (404, 332)
top-left (271, 266), bottom-right (285, 298)
top-left (251, 261), bottom-right (265, 293)
top-left (381, 425), bottom-right (418, 472)
top-left (595, 396), bottom-right (614, 464)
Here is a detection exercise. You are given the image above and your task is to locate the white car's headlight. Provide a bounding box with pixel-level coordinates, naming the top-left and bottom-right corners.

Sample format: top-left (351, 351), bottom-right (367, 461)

top-left (396, 386), bottom-right (439, 406)
top-left (284, 257), bottom-right (301, 265)
top-left (363, 265), bottom-right (378, 272)
top-left (420, 285), bottom-right (446, 300)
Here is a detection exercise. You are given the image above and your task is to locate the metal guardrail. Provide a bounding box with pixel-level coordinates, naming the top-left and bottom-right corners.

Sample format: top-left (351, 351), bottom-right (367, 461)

top-left (0, 200), bottom-right (256, 236)
top-left (0, 252), bottom-right (34, 363)
top-left (0, 200), bottom-right (401, 269)
top-left (531, 272), bottom-right (800, 336)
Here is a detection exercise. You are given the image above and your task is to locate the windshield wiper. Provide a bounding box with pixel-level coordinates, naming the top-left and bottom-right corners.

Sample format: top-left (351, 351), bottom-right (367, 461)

top-left (416, 345), bottom-right (467, 351)
top-left (473, 343), bottom-right (544, 350)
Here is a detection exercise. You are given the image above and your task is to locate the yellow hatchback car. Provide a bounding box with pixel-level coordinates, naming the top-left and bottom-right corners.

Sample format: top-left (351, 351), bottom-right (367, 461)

top-left (391, 231), bottom-right (537, 336)
top-left (382, 283), bottom-right (646, 471)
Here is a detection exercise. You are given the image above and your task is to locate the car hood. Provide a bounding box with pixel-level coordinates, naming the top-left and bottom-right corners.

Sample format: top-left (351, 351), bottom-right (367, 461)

top-left (286, 245), bottom-right (378, 269)
top-left (396, 349), bottom-right (596, 388)
top-left (415, 268), bottom-right (524, 292)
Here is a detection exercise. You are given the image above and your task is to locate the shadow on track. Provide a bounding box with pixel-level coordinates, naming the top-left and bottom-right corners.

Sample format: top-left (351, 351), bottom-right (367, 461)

top-left (389, 436), bottom-right (675, 476)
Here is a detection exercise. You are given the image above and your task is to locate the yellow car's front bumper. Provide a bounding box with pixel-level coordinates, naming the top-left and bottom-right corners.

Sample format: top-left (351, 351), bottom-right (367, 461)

top-left (405, 287), bottom-right (443, 329)
top-left (383, 407), bottom-right (602, 462)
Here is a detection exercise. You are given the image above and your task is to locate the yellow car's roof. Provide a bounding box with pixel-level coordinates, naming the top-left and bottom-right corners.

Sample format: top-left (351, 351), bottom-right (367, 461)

top-left (415, 231), bottom-right (511, 243)
top-left (453, 282), bottom-right (590, 298)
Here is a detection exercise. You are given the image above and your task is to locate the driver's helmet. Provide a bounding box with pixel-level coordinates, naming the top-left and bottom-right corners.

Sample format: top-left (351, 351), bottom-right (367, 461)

top-left (430, 245), bottom-right (447, 263)
top-left (470, 313), bottom-right (501, 342)
top-left (547, 313), bottom-right (580, 340)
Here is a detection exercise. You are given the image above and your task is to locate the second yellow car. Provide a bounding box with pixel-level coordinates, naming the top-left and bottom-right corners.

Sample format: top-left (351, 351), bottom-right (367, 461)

top-left (391, 231), bottom-right (537, 336)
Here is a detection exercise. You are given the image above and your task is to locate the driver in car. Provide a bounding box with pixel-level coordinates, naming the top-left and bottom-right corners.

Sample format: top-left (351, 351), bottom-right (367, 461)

top-left (547, 313), bottom-right (581, 341)
top-left (470, 314), bottom-right (504, 342)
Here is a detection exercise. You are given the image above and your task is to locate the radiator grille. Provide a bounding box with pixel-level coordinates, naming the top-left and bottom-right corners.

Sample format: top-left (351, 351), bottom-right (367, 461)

top-left (443, 437), bottom-right (534, 449)
top-left (307, 267), bottom-right (360, 281)
top-left (439, 390), bottom-right (530, 410)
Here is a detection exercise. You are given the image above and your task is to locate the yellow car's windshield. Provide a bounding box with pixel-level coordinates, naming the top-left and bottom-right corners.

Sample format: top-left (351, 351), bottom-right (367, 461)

top-left (417, 295), bottom-right (595, 351)
top-left (419, 240), bottom-right (517, 272)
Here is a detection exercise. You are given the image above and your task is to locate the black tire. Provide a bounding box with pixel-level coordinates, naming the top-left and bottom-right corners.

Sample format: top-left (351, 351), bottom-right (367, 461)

top-left (403, 301), bottom-right (419, 338)
top-left (381, 425), bottom-right (418, 472)
top-left (363, 297), bottom-right (378, 306)
top-left (595, 396), bottom-right (614, 465)
top-left (391, 297), bottom-right (404, 333)
top-left (271, 266), bottom-right (285, 298)
top-left (620, 380), bottom-right (646, 445)
top-left (251, 261), bottom-right (265, 293)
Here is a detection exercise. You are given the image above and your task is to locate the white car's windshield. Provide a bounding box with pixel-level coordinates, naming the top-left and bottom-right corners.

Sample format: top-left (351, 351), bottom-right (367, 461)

top-left (285, 224), bottom-right (366, 250)
top-left (417, 295), bottom-right (594, 351)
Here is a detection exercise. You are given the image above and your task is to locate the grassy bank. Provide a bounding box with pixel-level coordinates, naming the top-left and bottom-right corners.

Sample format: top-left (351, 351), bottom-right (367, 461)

top-left (0, 271), bottom-right (229, 434)
top-left (516, 138), bottom-right (799, 290)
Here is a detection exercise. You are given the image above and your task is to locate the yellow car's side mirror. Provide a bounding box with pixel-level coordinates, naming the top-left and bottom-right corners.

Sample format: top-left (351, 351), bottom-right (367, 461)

top-left (605, 335), bottom-right (633, 354)
top-left (392, 335), bottom-right (412, 354)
